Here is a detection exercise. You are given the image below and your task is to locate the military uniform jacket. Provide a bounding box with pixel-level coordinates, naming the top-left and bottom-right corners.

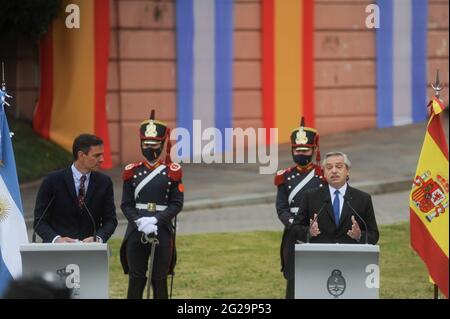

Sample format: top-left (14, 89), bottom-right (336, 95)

top-left (275, 164), bottom-right (324, 226)
top-left (120, 160), bottom-right (184, 273)
top-left (275, 164), bottom-right (323, 278)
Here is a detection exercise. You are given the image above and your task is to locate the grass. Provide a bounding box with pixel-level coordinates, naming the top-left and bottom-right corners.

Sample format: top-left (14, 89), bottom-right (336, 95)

top-left (8, 119), bottom-right (72, 183)
top-left (107, 222), bottom-right (444, 299)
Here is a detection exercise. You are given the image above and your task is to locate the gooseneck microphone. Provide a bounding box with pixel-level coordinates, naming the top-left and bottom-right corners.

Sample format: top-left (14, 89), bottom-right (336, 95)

top-left (344, 194), bottom-right (368, 244)
top-left (32, 195), bottom-right (55, 243)
top-left (307, 199), bottom-right (330, 243)
top-left (81, 200), bottom-right (97, 243)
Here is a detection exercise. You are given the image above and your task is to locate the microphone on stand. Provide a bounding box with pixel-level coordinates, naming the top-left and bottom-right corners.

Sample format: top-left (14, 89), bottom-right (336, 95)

top-left (307, 199), bottom-right (330, 243)
top-left (80, 199), bottom-right (97, 243)
top-left (344, 194), bottom-right (368, 244)
top-left (32, 196), bottom-right (55, 243)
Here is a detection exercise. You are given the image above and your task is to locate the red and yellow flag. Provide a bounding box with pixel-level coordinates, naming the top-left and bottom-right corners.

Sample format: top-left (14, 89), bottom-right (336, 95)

top-left (33, 0), bottom-right (112, 169)
top-left (262, 0), bottom-right (314, 144)
top-left (410, 97), bottom-right (449, 298)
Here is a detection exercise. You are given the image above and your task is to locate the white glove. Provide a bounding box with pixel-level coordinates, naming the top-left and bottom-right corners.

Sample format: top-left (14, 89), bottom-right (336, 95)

top-left (135, 217), bottom-right (158, 229)
top-left (141, 223), bottom-right (158, 236)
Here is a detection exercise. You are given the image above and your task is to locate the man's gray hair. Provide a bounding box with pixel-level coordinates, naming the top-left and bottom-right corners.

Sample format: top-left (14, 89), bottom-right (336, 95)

top-left (321, 151), bottom-right (352, 169)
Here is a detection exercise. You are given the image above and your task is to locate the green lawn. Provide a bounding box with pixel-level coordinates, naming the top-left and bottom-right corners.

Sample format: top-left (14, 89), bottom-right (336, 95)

top-left (107, 222), bottom-right (442, 299)
top-left (9, 119), bottom-right (72, 183)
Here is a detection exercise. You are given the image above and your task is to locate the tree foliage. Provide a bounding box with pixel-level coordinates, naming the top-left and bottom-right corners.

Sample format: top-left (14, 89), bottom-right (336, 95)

top-left (0, 0), bottom-right (63, 40)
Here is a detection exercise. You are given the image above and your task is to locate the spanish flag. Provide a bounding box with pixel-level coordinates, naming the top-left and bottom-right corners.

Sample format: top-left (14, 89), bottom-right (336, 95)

top-left (33, 0), bottom-right (112, 169)
top-left (262, 0), bottom-right (314, 144)
top-left (410, 97), bottom-right (449, 298)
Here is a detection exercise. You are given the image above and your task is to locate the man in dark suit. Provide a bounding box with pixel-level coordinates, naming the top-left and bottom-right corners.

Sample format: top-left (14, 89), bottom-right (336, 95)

top-left (33, 134), bottom-right (117, 243)
top-left (292, 151), bottom-right (379, 245)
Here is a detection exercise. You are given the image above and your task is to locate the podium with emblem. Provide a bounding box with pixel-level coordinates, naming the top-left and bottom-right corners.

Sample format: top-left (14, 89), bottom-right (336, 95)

top-left (20, 243), bottom-right (109, 299)
top-left (294, 243), bottom-right (380, 299)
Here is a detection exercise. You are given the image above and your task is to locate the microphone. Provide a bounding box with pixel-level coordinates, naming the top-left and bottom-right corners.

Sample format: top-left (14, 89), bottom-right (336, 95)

top-left (80, 200), bottom-right (97, 243)
top-left (33, 195), bottom-right (55, 243)
top-left (344, 194), bottom-right (368, 244)
top-left (307, 199), bottom-right (330, 243)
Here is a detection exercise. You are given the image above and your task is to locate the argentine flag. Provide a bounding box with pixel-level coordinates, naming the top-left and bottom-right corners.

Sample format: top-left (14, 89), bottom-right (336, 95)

top-left (0, 88), bottom-right (29, 295)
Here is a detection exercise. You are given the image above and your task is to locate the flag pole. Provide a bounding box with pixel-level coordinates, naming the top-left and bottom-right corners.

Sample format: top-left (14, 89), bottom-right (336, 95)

top-left (431, 69), bottom-right (442, 300)
top-left (431, 69), bottom-right (442, 100)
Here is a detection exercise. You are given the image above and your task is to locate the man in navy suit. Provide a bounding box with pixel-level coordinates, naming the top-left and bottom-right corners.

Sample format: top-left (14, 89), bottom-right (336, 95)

top-left (33, 134), bottom-right (117, 243)
top-left (292, 151), bottom-right (379, 245)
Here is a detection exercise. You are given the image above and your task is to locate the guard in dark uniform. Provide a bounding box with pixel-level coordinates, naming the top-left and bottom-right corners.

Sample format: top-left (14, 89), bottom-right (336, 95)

top-left (274, 117), bottom-right (324, 299)
top-left (120, 110), bottom-right (184, 299)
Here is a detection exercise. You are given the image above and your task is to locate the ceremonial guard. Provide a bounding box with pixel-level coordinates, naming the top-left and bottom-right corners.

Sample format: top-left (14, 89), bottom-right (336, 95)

top-left (120, 110), bottom-right (184, 299)
top-left (274, 118), bottom-right (324, 299)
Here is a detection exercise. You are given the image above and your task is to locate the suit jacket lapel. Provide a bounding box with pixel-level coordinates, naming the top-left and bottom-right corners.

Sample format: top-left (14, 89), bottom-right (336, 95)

top-left (64, 167), bottom-right (78, 205)
top-left (319, 187), bottom-right (335, 225)
top-left (84, 172), bottom-right (96, 205)
top-left (339, 185), bottom-right (353, 227)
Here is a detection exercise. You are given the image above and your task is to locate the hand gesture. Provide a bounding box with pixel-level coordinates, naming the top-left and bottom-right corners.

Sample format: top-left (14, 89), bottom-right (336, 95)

top-left (309, 213), bottom-right (321, 237)
top-left (347, 216), bottom-right (361, 241)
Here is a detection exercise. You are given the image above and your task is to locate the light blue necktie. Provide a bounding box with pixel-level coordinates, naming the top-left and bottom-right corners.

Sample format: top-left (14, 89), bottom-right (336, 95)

top-left (333, 190), bottom-right (340, 226)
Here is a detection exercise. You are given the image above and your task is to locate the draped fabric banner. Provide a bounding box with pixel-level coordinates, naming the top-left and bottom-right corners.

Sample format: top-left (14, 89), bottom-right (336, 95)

top-left (376, 0), bottom-right (428, 128)
top-left (262, 0), bottom-right (314, 144)
top-left (176, 0), bottom-right (234, 158)
top-left (33, 0), bottom-right (112, 168)
top-left (409, 98), bottom-right (449, 298)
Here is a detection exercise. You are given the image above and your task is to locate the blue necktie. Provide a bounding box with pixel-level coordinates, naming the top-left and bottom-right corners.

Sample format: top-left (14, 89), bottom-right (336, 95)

top-left (333, 190), bottom-right (340, 226)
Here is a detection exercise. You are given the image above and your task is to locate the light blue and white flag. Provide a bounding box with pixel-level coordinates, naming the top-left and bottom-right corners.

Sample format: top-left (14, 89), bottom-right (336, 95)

top-left (176, 0), bottom-right (234, 158)
top-left (376, 0), bottom-right (428, 127)
top-left (0, 87), bottom-right (29, 295)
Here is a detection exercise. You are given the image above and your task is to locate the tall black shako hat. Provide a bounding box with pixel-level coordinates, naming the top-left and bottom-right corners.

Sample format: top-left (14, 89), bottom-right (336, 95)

top-left (290, 116), bottom-right (321, 164)
top-left (139, 109), bottom-right (173, 163)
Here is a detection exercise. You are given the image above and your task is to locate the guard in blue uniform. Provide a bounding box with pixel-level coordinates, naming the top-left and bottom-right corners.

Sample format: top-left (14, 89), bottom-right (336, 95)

top-left (274, 117), bottom-right (323, 299)
top-left (120, 110), bottom-right (184, 299)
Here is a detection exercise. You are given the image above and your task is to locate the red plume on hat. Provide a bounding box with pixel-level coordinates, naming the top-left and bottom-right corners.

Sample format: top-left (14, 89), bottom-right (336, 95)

top-left (165, 127), bottom-right (172, 164)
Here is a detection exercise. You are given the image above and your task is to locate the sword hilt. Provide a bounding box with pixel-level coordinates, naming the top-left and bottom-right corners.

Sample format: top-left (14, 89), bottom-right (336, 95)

top-left (141, 233), bottom-right (159, 245)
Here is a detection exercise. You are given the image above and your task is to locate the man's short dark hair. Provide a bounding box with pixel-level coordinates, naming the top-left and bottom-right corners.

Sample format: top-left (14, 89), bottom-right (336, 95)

top-left (72, 134), bottom-right (103, 160)
top-left (2, 275), bottom-right (71, 299)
